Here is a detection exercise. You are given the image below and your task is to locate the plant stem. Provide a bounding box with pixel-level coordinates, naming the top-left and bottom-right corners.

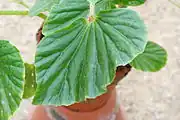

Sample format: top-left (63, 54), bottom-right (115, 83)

top-left (0, 10), bottom-right (28, 15)
top-left (169, 0), bottom-right (180, 8)
top-left (89, 3), bottom-right (95, 17)
top-left (0, 10), bottom-right (47, 20)
top-left (38, 13), bottom-right (47, 20)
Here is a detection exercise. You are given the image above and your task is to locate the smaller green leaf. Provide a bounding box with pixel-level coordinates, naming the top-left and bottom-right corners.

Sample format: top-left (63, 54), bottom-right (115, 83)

top-left (23, 63), bottom-right (36, 99)
top-left (96, 0), bottom-right (116, 12)
top-left (0, 40), bottom-right (24, 120)
top-left (114, 0), bottom-right (145, 6)
top-left (29, 0), bottom-right (60, 16)
top-left (130, 41), bottom-right (167, 72)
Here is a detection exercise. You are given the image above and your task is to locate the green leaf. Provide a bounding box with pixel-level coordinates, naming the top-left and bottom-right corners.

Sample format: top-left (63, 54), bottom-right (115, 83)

top-left (130, 41), bottom-right (167, 72)
top-left (23, 63), bottom-right (36, 99)
top-left (87, 0), bottom-right (101, 4)
top-left (114, 0), bottom-right (145, 6)
top-left (33, 8), bottom-right (147, 106)
top-left (42, 0), bottom-right (120, 36)
top-left (29, 0), bottom-right (60, 16)
top-left (42, 0), bottom-right (89, 36)
top-left (96, 0), bottom-right (116, 12)
top-left (0, 40), bottom-right (24, 120)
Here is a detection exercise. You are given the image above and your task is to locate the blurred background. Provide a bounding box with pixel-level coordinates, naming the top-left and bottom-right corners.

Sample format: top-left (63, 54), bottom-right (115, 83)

top-left (0, 0), bottom-right (180, 120)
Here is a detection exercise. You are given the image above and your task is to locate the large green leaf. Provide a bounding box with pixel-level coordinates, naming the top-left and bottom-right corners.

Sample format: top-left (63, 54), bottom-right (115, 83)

top-left (0, 40), bottom-right (24, 120)
top-left (114, 0), bottom-right (145, 6)
top-left (33, 8), bottom-right (147, 106)
top-left (43, 0), bottom-right (115, 36)
top-left (23, 63), bottom-right (36, 99)
top-left (29, 0), bottom-right (60, 16)
top-left (130, 41), bottom-right (167, 72)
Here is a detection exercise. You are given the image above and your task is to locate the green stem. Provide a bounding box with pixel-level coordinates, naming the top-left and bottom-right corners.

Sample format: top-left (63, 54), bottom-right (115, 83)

top-left (0, 10), bottom-right (47, 20)
top-left (0, 10), bottom-right (28, 15)
top-left (169, 0), bottom-right (180, 8)
top-left (38, 13), bottom-right (47, 20)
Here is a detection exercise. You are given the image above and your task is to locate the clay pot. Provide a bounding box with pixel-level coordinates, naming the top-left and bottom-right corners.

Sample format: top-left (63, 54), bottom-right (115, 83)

top-left (63, 65), bottom-right (131, 113)
top-left (30, 65), bottom-right (130, 120)
top-left (31, 90), bottom-right (126, 120)
top-left (30, 26), bottom-right (131, 120)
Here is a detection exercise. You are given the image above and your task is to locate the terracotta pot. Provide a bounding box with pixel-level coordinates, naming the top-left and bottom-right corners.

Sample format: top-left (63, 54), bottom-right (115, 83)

top-left (30, 25), bottom-right (131, 120)
top-left (30, 65), bottom-right (130, 120)
top-left (31, 89), bottom-right (126, 120)
top-left (63, 65), bottom-right (131, 112)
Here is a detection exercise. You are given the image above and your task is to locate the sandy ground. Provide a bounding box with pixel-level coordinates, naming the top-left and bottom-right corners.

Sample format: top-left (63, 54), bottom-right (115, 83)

top-left (0, 0), bottom-right (180, 120)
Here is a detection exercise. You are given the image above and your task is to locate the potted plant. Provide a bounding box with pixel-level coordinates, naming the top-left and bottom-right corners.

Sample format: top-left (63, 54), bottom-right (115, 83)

top-left (0, 0), bottom-right (167, 120)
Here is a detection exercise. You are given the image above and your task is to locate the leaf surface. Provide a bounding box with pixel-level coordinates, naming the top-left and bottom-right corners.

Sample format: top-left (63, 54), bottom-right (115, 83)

top-left (0, 40), bottom-right (24, 120)
top-left (29, 0), bottom-right (60, 16)
top-left (33, 8), bottom-right (147, 105)
top-left (114, 0), bottom-right (145, 6)
top-left (87, 0), bottom-right (101, 4)
top-left (130, 41), bottom-right (167, 72)
top-left (42, 0), bottom-right (89, 35)
top-left (43, 0), bottom-right (116, 35)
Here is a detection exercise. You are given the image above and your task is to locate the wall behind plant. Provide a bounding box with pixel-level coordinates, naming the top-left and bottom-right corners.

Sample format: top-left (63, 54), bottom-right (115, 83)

top-left (0, 0), bottom-right (180, 120)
